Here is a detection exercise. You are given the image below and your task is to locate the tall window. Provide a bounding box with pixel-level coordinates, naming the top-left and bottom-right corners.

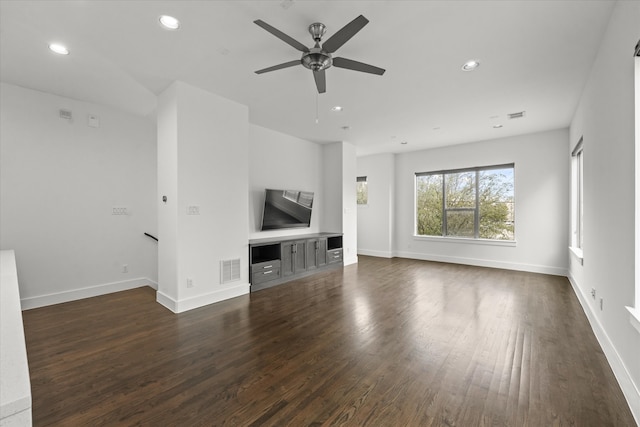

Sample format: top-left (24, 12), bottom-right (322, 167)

top-left (357, 176), bottom-right (368, 205)
top-left (415, 164), bottom-right (515, 240)
top-left (572, 138), bottom-right (584, 250)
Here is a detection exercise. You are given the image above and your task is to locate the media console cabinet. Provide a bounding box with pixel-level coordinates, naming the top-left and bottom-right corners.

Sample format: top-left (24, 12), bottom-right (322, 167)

top-left (249, 232), bottom-right (343, 291)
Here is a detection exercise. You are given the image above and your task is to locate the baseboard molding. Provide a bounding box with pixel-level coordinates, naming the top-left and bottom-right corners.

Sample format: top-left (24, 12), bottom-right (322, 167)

top-left (156, 282), bottom-right (250, 313)
top-left (567, 273), bottom-right (640, 425)
top-left (357, 249), bottom-right (393, 258)
top-left (21, 277), bottom-right (158, 310)
top-left (394, 250), bottom-right (568, 276)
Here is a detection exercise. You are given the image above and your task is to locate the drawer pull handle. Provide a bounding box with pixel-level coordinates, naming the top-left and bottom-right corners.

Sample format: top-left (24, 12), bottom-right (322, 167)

top-left (334, 255), bottom-right (340, 258)
top-left (263, 271), bottom-right (273, 275)
top-left (263, 265), bottom-right (272, 269)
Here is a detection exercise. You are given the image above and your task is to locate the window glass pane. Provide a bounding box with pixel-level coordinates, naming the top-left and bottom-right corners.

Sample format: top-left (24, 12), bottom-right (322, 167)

top-left (478, 168), bottom-right (514, 240)
top-left (445, 171), bottom-right (475, 208)
top-left (446, 210), bottom-right (475, 237)
top-left (356, 177), bottom-right (368, 204)
top-left (416, 174), bottom-right (443, 235)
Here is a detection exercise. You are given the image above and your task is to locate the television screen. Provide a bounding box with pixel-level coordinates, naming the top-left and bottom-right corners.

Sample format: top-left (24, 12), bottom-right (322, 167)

top-left (260, 189), bottom-right (314, 230)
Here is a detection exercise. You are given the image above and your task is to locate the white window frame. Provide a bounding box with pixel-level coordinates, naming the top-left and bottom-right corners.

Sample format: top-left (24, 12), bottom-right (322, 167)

top-left (414, 163), bottom-right (515, 242)
top-left (570, 137), bottom-right (584, 264)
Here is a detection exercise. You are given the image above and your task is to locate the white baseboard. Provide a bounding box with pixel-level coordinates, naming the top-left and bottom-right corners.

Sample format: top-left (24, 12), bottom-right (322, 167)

top-left (394, 250), bottom-right (568, 276)
top-left (567, 273), bottom-right (640, 425)
top-left (357, 249), bottom-right (393, 258)
top-left (21, 277), bottom-right (158, 310)
top-left (156, 282), bottom-right (250, 313)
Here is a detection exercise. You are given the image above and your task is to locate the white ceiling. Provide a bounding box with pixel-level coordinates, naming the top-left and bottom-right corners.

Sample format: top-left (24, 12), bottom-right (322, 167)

top-left (0, 1), bottom-right (615, 156)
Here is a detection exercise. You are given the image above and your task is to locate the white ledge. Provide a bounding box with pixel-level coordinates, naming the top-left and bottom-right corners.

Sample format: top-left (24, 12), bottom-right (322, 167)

top-left (626, 306), bottom-right (640, 334)
top-left (413, 235), bottom-right (516, 247)
top-left (569, 246), bottom-right (584, 265)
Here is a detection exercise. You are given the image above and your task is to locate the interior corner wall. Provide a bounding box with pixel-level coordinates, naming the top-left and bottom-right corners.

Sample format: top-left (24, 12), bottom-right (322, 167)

top-left (157, 81), bottom-right (249, 313)
top-left (320, 141), bottom-right (357, 265)
top-left (248, 124), bottom-right (323, 239)
top-left (393, 129), bottom-right (569, 275)
top-left (0, 82), bottom-right (157, 309)
top-left (567, 0), bottom-right (640, 420)
top-left (341, 141), bottom-right (358, 265)
top-left (356, 153), bottom-right (395, 258)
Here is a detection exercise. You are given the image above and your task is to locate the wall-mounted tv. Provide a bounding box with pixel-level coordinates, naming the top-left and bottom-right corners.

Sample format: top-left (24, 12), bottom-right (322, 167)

top-left (260, 189), bottom-right (314, 231)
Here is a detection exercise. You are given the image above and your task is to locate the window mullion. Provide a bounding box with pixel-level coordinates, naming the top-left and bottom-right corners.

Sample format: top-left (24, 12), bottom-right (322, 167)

top-left (442, 173), bottom-right (446, 236)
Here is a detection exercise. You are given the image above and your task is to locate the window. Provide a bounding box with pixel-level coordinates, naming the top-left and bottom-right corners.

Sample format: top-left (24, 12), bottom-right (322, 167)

top-left (415, 164), bottom-right (514, 240)
top-left (572, 138), bottom-right (584, 251)
top-left (357, 176), bottom-right (368, 205)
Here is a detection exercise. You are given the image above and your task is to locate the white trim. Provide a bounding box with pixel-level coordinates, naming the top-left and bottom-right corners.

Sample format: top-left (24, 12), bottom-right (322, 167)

top-left (155, 283), bottom-right (250, 313)
top-left (343, 254), bottom-right (358, 266)
top-left (568, 273), bottom-right (640, 425)
top-left (357, 249), bottom-right (393, 258)
top-left (394, 250), bottom-right (567, 276)
top-left (413, 235), bottom-right (517, 247)
top-left (626, 306), bottom-right (640, 334)
top-left (569, 246), bottom-right (584, 265)
top-left (20, 277), bottom-right (158, 310)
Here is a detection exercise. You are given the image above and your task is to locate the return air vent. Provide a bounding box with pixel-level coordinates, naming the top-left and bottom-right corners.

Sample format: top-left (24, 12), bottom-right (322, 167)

top-left (220, 259), bottom-right (240, 284)
top-left (508, 111), bottom-right (526, 120)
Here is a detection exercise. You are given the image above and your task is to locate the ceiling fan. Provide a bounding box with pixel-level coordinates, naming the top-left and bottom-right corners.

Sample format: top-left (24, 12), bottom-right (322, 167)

top-left (254, 15), bottom-right (385, 94)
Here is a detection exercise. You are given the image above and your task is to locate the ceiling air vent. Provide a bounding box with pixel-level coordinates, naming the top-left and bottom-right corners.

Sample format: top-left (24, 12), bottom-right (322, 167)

top-left (220, 259), bottom-right (240, 284)
top-left (508, 111), bottom-right (526, 120)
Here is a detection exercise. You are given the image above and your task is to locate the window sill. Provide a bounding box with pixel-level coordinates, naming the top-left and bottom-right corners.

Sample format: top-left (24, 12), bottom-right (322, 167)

top-left (627, 307), bottom-right (640, 334)
top-left (569, 246), bottom-right (584, 265)
top-left (413, 235), bottom-right (516, 247)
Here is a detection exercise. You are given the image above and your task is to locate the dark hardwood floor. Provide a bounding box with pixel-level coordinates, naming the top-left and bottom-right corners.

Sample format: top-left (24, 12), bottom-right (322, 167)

top-left (22, 256), bottom-right (636, 426)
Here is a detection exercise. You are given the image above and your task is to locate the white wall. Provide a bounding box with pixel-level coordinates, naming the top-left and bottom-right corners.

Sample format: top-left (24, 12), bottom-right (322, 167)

top-left (357, 153), bottom-right (395, 258)
top-left (248, 124), bottom-right (323, 239)
top-left (568, 0), bottom-right (640, 420)
top-left (0, 83), bottom-right (157, 308)
top-left (341, 142), bottom-right (358, 265)
top-left (393, 129), bottom-right (569, 275)
top-left (157, 81), bottom-right (249, 313)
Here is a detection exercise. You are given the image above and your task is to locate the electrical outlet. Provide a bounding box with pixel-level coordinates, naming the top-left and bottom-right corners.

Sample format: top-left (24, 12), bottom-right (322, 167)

top-left (591, 288), bottom-right (596, 299)
top-left (122, 264), bottom-right (128, 273)
top-left (186, 278), bottom-right (194, 288)
top-left (187, 206), bottom-right (200, 215)
top-left (600, 298), bottom-right (603, 311)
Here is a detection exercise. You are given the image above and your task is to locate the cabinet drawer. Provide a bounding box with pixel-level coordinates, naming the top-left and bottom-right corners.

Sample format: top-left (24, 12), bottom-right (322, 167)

top-left (251, 260), bottom-right (281, 274)
top-left (252, 267), bottom-right (281, 285)
top-left (328, 249), bottom-right (343, 264)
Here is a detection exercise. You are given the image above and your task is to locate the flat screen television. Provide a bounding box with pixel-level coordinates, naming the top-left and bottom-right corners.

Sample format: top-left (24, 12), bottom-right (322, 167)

top-left (260, 189), bottom-right (314, 231)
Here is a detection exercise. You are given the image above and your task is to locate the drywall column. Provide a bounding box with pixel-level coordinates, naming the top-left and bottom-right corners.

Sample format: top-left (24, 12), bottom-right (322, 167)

top-left (157, 81), bottom-right (250, 313)
top-left (322, 141), bottom-right (358, 266)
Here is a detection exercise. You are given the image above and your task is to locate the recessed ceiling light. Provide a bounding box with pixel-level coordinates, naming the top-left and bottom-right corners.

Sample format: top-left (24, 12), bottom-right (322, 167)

top-left (401, 141), bottom-right (408, 145)
top-left (48, 43), bottom-right (69, 55)
top-left (493, 124), bottom-right (503, 129)
top-left (331, 106), bottom-right (343, 112)
top-left (341, 126), bottom-right (350, 131)
top-left (159, 15), bottom-right (180, 30)
top-left (461, 60), bottom-right (480, 71)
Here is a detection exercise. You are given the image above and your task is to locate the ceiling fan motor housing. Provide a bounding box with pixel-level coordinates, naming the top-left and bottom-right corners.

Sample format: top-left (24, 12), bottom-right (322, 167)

top-left (302, 47), bottom-right (332, 71)
top-left (302, 23), bottom-right (332, 71)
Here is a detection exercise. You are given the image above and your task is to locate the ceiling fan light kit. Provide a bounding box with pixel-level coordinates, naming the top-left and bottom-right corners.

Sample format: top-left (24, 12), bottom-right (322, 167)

top-left (254, 15), bottom-right (385, 93)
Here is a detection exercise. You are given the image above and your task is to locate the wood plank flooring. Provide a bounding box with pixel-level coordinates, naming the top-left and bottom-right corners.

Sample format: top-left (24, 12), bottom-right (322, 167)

top-left (22, 256), bottom-right (636, 426)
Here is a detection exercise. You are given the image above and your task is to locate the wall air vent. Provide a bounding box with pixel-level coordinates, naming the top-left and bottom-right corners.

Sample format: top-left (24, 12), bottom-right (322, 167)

top-left (59, 109), bottom-right (72, 120)
top-left (220, 259), bottom-right (240, 284)
top-left (508, 111), bottom-right (526, 120)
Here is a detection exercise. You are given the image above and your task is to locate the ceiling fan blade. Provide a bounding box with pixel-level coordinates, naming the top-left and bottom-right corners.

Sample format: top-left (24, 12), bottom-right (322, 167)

top-left (313, 69), bottom-right (326, 93)
top-left (255, 60), bottom-right (301, 74)
top-left (254, 20), bottom-right (309, 53)
top-left (322, 15), bottom-right (369, 54)
top-left (332, 57), bottom-right (385, 75)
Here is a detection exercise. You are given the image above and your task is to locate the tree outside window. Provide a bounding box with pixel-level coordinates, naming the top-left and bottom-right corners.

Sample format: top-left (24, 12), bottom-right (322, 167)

top-left (357, 176), bottom-right (368, 205)
top-left (416, 165), bottom-right (515, 240)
